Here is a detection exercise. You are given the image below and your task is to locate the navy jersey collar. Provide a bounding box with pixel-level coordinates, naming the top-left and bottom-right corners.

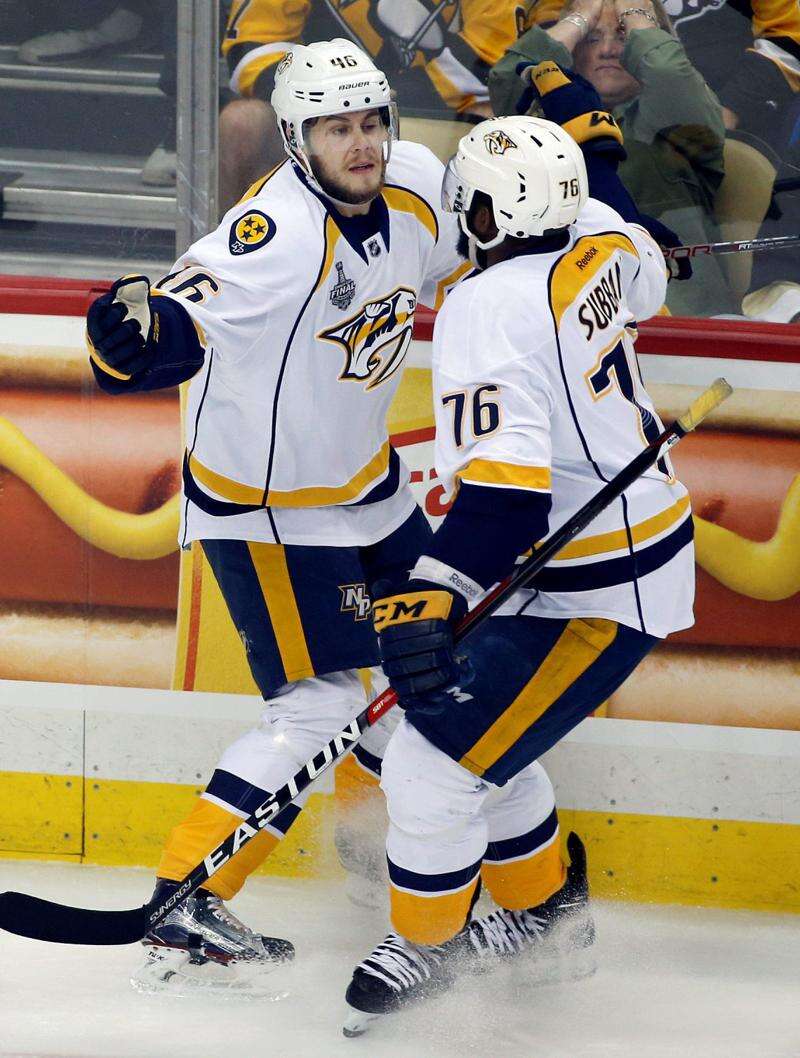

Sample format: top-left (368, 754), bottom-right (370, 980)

top-left (292, 162), bottom-right (391, 261)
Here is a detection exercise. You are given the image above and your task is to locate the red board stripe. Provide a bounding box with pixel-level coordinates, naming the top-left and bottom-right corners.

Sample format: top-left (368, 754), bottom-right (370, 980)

top-left (2, 275), bottom-right (799, 363)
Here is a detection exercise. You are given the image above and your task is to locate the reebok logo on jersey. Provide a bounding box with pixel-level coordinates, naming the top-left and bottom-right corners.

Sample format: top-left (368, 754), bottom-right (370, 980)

top-left (229, 211), bottom-right (276, 255)
top-left (318, 287), bottom-right (416, 391)
top-left (339, 583), bottom-right (372, 621)
top-left (578, 260), bottom-right (623, 339)
top-left (576, 246), bottom-right (598, 270)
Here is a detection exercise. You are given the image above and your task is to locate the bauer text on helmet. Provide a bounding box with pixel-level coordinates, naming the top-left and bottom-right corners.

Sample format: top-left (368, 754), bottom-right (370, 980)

top-left (442, 116), bottom-right (589, 249)
top-left (271, 39), bottom-right (399, 201)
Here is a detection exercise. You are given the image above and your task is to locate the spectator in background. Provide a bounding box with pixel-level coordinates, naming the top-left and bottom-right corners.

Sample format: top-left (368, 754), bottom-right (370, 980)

top-left (216, 0), bottom-right (524, 210)
top-left (521, 0), bottom-right (800, 320)
top-left (489, 0), bottom-right (739, 317)
top-left (16, 2), bottom-right (155, 64)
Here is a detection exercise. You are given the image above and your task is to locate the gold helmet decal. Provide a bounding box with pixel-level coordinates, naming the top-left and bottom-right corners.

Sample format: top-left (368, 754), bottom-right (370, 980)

top-left (319, 287), bottom-right (416, 391)
top-left (483, 130), bottom-right (518, 156)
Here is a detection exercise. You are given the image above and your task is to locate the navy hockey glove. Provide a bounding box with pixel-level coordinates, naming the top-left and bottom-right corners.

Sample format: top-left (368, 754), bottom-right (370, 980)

top-left (373, 583), bottom-right (468, 716)
top-left (516, 61), bottom-right (625, 162)
top-left (87, 274), bottom-right (157, 379)
top-left (639, 213), bottom-right (693, 281)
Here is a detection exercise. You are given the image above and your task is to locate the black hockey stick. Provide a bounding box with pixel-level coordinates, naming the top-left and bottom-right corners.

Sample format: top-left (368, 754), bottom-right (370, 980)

top-left (0, 379), bottom-right (732, 946)
top-left (663, 232), bottom-right (800, 260)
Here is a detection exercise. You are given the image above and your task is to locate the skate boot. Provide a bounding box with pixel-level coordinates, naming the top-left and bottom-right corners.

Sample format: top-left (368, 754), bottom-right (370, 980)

top-left (343, 833), bottom-right (594, 1034)
top-left (468, 831), bottom-right (596, 984)
top-left (131, 880), bottom-right (294, 996)
top-left (343, 931), bottom-right (460, 1036)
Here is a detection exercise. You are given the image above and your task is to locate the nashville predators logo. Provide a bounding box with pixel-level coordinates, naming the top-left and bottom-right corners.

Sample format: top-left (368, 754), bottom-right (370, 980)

top-left (339, 583), bottom-right (372, 621)
top-left (229, 210), bottom-right (276, 255)
top-left (484, 130), bottom-right (518, 156)
top-left (319, 286), bottom-right (416, 391)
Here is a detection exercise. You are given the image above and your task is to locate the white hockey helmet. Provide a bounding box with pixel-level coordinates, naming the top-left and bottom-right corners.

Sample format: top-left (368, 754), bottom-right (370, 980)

top-left (271, 39), bottom-right (398, 179)
top-left (441, 116), bottom-right (589, 251)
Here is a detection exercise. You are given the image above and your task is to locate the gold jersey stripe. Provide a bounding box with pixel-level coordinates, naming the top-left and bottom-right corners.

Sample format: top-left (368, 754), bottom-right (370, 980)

top-left (316, 214), bottom-right (342, 292)
top-left (237, 159), bottom-right (287, 206)
top-left (434, 260), bottom-right (473, 309)
top-left (459, 618), bottom-right (618, 778)
top-left (188, 454), bottom-right (265, 505)
top-left (188, 440), bottom-right (391, 509)
top-left (553, 494), bottom-right (691, 561)
top-left (550, 232), bottom-right (639, 329)
top-left (248, 541), bottom-right (314, 682)
top-left (457, 458), bottom-right (552, 492)
top-left (383, 185), bottom-right (438, 242)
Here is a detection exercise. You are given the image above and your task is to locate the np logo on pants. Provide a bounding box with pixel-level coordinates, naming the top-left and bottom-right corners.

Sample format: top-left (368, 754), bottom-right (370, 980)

top-left (339, 584), bottom-right (372, 621)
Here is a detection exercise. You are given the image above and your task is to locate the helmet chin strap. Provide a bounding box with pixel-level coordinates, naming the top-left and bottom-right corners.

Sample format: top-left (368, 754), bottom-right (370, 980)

top-left (459, 213), bottom-right (506, 270)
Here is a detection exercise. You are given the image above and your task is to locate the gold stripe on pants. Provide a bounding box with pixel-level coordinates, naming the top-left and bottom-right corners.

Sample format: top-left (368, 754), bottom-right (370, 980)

top-left (459, 618), bottom-right (618, 778)
top-left (247, 542), bottom-right (314, 682)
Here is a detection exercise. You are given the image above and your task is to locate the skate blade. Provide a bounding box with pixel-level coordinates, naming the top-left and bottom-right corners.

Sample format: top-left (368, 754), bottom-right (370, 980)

top-left (342, 1006), bottom-right (385, 1037)
top-left (523, 942), bottom-right (597, 986)
top-left (131, 946), bottom-right (291, 1001)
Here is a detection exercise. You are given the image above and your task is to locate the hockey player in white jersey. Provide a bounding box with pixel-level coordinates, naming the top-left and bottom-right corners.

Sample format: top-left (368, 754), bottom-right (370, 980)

top-left (85, 39), bottom-right (470, 991)
top-left (344, 114), bottom-right (694, 1033)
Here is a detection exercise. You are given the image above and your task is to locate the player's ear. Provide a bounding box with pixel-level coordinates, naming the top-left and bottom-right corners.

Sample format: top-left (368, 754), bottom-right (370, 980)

top-left (472, 203), bottom-right (498, 242)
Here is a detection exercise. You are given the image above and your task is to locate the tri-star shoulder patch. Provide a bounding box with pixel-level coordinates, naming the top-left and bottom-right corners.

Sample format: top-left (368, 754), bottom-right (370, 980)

top-left (229, 210), bottom-right (276, 255)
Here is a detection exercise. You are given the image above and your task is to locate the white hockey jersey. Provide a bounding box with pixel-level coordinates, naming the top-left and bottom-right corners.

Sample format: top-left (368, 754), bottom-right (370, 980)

top-left (155, 140), bottom-right (468, 547)
top-left (431, 198), bottom-right (695, 638)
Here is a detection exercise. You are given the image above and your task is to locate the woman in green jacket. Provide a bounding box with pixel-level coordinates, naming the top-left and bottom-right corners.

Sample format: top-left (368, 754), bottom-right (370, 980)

top-left (489, 0), bottom-right (739, 317)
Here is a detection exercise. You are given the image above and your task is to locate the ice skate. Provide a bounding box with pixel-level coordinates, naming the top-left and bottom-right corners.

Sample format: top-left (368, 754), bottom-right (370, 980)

top-left (131, 881), bottom-right (294, 997)
top-left (343, 833), bottom-right (594, 1034)
top-left (469, 832), bottom-right (596, 985)
top-left (343, 931), bottom-right (460, 1036)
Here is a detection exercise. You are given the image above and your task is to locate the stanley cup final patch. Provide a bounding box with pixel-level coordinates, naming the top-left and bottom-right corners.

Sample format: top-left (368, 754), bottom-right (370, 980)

top-left (229, 210), bottom-right (276, 255)
top-left (330, 261), bottom-right (356, 309)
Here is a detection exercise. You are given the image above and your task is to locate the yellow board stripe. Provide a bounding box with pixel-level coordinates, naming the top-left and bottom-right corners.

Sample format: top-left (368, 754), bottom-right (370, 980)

top-left (554, 494), bottom-right (691, 561)
top-left (459, 618), bottom-right (618, 777)
top-left (550, 233), bottom-right (639, 329)
top-left (383, 185), bottom-right (438, 242)
top-left (188, 440), bottom-right (391, 509)
top-left (457, 458), bottom-right (551, 492)
top-left (248, 541), bottom-right (314, 680)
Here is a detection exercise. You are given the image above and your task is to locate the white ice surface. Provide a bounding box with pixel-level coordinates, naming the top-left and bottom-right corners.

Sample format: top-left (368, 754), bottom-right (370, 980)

top-left (1, 860), bottom-right (799, 1058)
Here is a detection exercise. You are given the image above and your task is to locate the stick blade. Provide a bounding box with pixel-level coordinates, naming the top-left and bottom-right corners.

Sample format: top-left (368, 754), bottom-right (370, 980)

top-left (0, 891), bottom-right (149, 945)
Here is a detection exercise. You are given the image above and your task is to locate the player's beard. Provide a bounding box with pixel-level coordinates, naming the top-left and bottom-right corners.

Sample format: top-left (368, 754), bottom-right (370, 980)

top-left (308, 151), bottom-right (386, 206)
